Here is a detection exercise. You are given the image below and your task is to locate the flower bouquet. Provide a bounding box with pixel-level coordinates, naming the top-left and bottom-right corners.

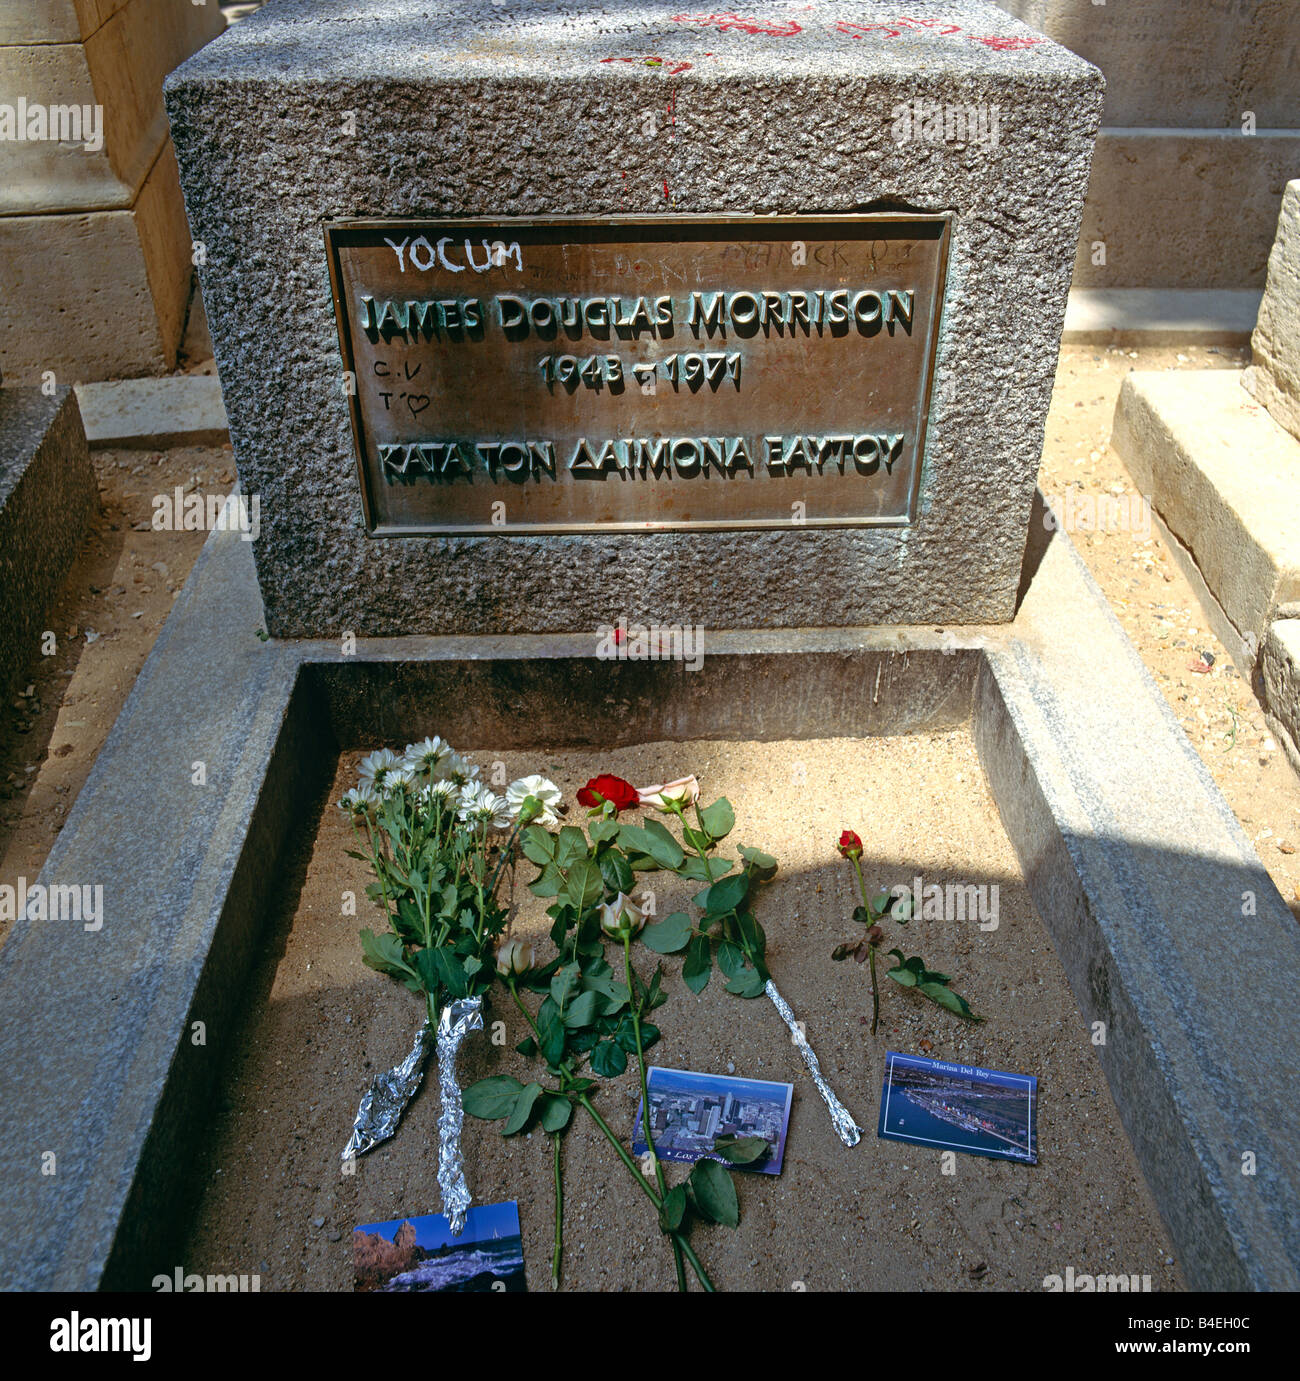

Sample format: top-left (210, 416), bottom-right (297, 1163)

top-left (461, 770), bottom-right (862, 1290)
top-left (337, 738), bottom-right (563, 1228)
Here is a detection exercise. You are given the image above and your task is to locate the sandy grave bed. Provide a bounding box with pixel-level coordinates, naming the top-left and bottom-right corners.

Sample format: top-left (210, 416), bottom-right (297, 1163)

top-left (180, 731), bottom-right (1182, 1292)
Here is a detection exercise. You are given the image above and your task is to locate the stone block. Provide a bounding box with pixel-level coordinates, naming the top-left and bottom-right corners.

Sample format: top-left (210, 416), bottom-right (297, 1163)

top-left (0, 0), bottom-right (226, 215)
top-left (1111, 369), bottom-right (1300, 653)
top-left (75, 374), bottom-right (228, 448)
top-left (0, 2), bottom-right (132, 47)
top-left (165, 0), bottom-right (1102, 637)
top-left (1063, 288), bottom-right (1263, 346)
top-left (1072, 129), bottom-right (1300, 290)
top-left (0, 386), bottom-right (98, 703)
top-left (0, 142), bottom-right (193, 382)
top-left (1243, 180), bottom-right (1300, 442)
top-left (995, 0), bottom-right (1300, 127)
top-left (1261, 619), bottom-right (1300, 775)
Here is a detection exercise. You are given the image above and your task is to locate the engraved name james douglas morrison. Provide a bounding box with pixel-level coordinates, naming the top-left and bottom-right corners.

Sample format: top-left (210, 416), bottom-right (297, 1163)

top-left (363, 284), bottom-right (916, 485)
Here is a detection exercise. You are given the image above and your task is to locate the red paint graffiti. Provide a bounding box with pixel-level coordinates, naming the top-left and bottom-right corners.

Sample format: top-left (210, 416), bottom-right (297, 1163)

top-left (600, 55), bottom-right (694, 74)
top-left (968, 34), bottom-right (1043, 50)
top-left (670, 12), bottom-right (804, 36)
top-left (835, 16), bottom-right (961, 39)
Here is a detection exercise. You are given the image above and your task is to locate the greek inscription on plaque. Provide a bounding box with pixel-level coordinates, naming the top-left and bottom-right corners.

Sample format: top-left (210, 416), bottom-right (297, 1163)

top-left (324, 215), bottom-right (950, 535)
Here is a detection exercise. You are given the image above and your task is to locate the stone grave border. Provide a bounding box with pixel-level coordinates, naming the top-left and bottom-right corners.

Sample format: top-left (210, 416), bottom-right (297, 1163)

top-left (0, 500), bottom-right (1296, 1292)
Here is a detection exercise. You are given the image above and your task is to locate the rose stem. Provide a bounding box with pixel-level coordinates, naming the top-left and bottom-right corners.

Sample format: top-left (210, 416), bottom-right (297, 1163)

top-left (623, 934), bottom-right (687, 1293)
top-left (575, 1094), bottom-right (715, 1292)
top-left (852, 855), bottom-right (881, 1036)
top-left (551, 1131), bottom-right (563, 1290)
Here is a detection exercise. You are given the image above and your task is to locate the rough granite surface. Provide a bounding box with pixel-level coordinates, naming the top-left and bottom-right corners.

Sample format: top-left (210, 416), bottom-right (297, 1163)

top-left (164, 0), bottom-right (1102, 637)
top-left (0, 387), bottom-right (97, 702)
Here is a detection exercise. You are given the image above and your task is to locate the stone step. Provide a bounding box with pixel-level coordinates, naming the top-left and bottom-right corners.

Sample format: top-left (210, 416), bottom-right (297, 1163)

top-left (1111, 368), bottom-right (1300, 659)
top-left (1063, 289), bottom-right (1261, 346)
top-left (74, 374), bottom-right (228, 449)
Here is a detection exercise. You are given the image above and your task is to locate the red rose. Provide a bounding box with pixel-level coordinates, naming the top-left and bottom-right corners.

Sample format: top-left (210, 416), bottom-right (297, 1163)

top-left (577, 774), bottom-right (639, 813)
top-left (838, 829), bottom-right (863, 860)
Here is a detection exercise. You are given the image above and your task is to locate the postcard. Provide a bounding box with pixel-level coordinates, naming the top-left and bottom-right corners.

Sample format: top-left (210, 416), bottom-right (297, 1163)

top-left (877, 1051), bottom-right (1037, 1163)
top-left (353, 1200), bottom-right (526, 1292)
top-left (631, 1065), bottom-right (793, 1175)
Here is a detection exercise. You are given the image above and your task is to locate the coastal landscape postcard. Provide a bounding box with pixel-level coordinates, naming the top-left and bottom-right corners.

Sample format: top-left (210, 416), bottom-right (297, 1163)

top-left (877, 1052), bottom-right (1037, 1164)
top-left (353, 1201), bottom-right (526, 1292)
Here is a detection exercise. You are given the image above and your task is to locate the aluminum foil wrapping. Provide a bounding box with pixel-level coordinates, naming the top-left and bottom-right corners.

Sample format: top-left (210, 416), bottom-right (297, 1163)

top-left (341, 1018), bottom-right (435, 1161)
top-left (436, 995), bottom-right (484, 1235)
top-left (765, 979), bottom-right (863, 1147)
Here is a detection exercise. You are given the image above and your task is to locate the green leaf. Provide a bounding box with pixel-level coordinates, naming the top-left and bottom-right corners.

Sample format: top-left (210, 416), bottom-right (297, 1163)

top-left (598, 847), bottom-right (635, 897)
top-left (550, 962), bottom-right (581, 1009)
top-left (716, 939), bottom-right (747, 980)
top-left (738, 844), bottom-right (778, 882)
top-left (359, 928), bottom-right (417, 981)
top-left (642, 911), bottom-right (693, 954)
top-left (537, 997), bottom-right (567, 1065)
top-left (917, 981), bottom-right (983, 1022)
top-left (520, 824), bottom-right (556, 865)
top-left (724, 967), bottom-right (767, 998)
top-left (711, 1134), bottom-right (770, 1166)
top-left (682, 934), bottom-right (713, 994)
top-left (580, 971), bottom-right (629, 1015)
top-left (562, 990), bottom-right (601, 1028)
top-left (503, 1082), bottom-right (542, 1135)
top-left (528, 862), bottom-right (565, 899)
top-left (735, 911), bottom-right (767, 964)
top-left (697, 871), bottom-right (749, 917)
top-left (393, 898), bottom-right (423, 942)
top-left (590, 1039), bottom-right (628, 1077)
top-left (681, 825), bottom-right (712, 856)
top-left (645, 965), bottom-right (667, 1011)
top-left (431, 945), bottom-right (470, 998)
top-left (588, 817), bottom-right (621, 844)
top-left (554, 825), bottom-right (590, 868)
top-left (563, 858), bottom-right (604, 912)
top-left (871, 890), bottom-right (892, 917)
top-left (463, 1075), bottom-right (524, 1120)
top-left (539, 1093), bottom-right (573, 1133)
top-left (677, 854), bottom-right (735, 882)
top-left (697, 797), bottom-right (735, 841)
top-left (852, 905), bottom-right (870, 924)
top-left (689, 1158), bottom-right (739, 1227)
top-left (658, 1184), bottom-right (688, 1234)
top-left (618, 822), bottom-right (685, 870)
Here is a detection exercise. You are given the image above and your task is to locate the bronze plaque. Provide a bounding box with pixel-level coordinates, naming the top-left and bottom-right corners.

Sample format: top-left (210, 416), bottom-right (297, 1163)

top-left (325, 215), bottom-right (950, 536)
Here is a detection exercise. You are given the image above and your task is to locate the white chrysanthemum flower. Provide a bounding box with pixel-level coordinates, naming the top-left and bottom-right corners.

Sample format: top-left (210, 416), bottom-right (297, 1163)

top-left (456, 781), bottom-right (512, 829)
top-left (415, 779), bottom-right (458, 809)
top-left (384, 765), bottom-right (416, 796)
top-left (338, 784), bottom-right (380, 818)
top-left (506, 775), bottom-right (562, 827)
top-left (403, 736), bottom-right (450, 778)
top-left (439, 750), bottom-right (481, 787)
top-left (358, 748), bottom-right (400, 790)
